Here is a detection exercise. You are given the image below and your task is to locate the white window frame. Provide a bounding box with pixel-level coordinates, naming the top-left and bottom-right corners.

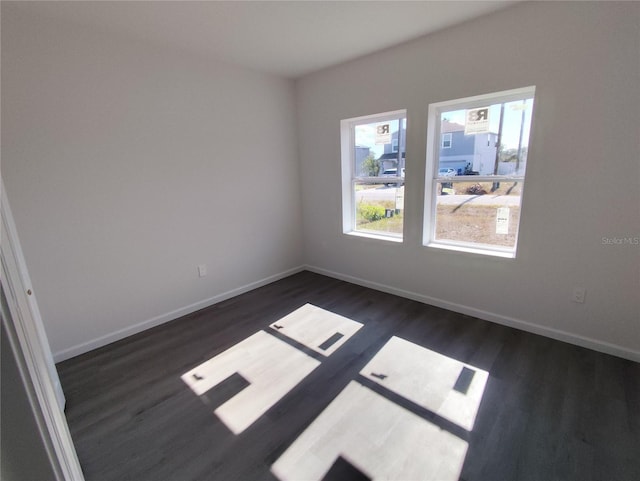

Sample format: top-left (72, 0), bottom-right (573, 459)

top-left (423, 86), bottom-right (535, 258)
top-left (341, 109), bottom-right (406, 242)
top-left (441, 133), bottom-right (452, 149)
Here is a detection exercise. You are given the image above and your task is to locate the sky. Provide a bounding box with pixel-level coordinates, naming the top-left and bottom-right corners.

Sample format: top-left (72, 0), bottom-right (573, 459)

top-left (355, 118), bottom-right (401, 158)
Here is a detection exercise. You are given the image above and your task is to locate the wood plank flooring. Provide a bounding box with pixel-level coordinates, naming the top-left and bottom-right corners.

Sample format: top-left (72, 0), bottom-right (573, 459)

top-left (57, 271), bottom-right (640, 481)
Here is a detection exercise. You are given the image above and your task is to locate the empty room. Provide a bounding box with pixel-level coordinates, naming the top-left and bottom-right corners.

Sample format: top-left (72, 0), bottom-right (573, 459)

top-left (1, 1), bottom-right (639, 480)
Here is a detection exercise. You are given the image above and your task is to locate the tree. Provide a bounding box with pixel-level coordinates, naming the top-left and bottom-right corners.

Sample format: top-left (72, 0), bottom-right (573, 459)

top-left (499, 146), bottom-right (528, 163)
top-left (362, 154), bottom-right (381, 176)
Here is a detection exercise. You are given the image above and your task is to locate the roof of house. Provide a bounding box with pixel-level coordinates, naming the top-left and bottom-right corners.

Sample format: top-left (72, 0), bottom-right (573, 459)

top-left (441, 120), bottom-right (466, 133)
top-left (441, 120), bottom-right (498, 135)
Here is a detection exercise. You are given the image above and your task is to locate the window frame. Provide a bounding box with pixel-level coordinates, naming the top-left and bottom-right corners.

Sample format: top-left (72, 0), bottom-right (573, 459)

top-left (341, 109), bottom-right (407, 242)
top-left (423, 86), bottom-right (536, 258)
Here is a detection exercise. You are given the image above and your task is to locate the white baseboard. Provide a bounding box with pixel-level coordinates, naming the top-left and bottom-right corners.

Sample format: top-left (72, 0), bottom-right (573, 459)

top-left (304, 265), bottom-right (640, 363)
top-left (55, 264), bottom-right (639, 364)
top-left (54, 265), bottom-right (305, 362)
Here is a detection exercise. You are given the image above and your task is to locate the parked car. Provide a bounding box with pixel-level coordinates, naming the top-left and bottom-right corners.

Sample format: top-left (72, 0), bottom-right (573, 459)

top-left (381, 168), bottom-right (405, 186)
top-left (438, 168), bottom-right (456, 194)
top-left (438, 167), bottom-right (457, 177)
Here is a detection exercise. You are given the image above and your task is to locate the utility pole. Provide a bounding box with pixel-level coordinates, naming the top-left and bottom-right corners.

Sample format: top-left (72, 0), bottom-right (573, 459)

top-left (396, 118), bottom-right (404, 185)
top-left (492, 103), bottom-right (505, 192)
top-left (516, 99), bottom-right (526, 174)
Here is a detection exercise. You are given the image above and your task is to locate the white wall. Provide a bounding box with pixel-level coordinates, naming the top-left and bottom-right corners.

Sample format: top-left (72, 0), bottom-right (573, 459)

top-left (1, 6), bottom-right (303, 360)
top-left (296, 2), bottom-right (640, 359)
top-left (3, 2), bottom-right (639, 363)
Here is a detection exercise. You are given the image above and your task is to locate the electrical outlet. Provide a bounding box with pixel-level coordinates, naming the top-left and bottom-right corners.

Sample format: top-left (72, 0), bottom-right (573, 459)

top-left (197, 264), bottom-right (207, 277)
top-left (571, 287), bottom-right (586, 304)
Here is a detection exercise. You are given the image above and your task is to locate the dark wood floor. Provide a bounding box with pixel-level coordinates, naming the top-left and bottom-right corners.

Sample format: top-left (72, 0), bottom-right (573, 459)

top-left (58, 271), bottom-right (640, 481)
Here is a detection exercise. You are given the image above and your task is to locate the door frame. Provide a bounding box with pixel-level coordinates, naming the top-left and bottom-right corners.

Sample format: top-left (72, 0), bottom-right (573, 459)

top-left (1, 182), bottom-right (85, 480)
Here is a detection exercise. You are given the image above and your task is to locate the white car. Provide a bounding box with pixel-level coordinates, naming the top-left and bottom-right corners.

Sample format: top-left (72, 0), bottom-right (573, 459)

top-left (438, 168), bottom-right (457, 177)
top-left (381, 168), bottom-right (405, 186)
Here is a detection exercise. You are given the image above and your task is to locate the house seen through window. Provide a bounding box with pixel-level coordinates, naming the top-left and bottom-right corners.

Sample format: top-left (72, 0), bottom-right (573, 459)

top-left (341, 110), bottom-right (407, 241)
top-left (424, 86), bottom-right (535, 257)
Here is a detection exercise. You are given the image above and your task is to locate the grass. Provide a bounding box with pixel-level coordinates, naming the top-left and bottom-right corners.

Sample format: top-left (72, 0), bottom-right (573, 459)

top-left (358, 213), bottom-right (404, 234)
top-left (356, 200), bottom-right (403, 235)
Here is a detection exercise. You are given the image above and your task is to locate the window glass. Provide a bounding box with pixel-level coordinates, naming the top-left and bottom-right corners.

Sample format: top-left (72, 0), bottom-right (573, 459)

top-left (342, 111), bottom-right (407, 240)
top-left (425, 88), bottom-right (535, 256)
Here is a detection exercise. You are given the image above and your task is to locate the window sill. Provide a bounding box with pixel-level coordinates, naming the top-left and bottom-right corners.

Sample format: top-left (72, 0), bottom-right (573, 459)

top-left (426, 241), bottom-right (515, 258)
top-left (345, 231), bottom-right (403, 243)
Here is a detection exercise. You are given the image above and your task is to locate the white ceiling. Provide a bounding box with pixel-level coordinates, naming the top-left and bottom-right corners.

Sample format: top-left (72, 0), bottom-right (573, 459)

top-left (6, 1), bottom-right (518, 78)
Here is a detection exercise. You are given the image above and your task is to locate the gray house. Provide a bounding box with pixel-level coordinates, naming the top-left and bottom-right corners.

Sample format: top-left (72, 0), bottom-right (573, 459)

top-left (440, 120), bottom-right (498, 175)
top-left (355, 127), bottom-right (406, 176)
top-left (384, 128), bottom-right (407, 155)
top-left (380, 128), bottom-right (406, 172)
top-left (373, 122), bottom-right (518, 177)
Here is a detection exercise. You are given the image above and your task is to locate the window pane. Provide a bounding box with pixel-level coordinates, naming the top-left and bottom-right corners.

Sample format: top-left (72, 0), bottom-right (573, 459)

top-left (350, 115), bottom-right (406, 239)
top-left (438, 98), bottom-right (533, 177)
top-left (434, 181), bottom-right (522, 249)
top-left (354, 118), bottom-right (405, 177)
top-left (426, 88), bottom-right (535, 255)
top-left (355, 182), bottom-right (404, 237)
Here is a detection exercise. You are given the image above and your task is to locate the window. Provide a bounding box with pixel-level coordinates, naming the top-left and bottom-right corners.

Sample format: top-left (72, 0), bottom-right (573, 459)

top-left (424, 87), bottom-right (535, 257)
top-left (441, 133), bottom-right (452, 149)
top-left (341, 110), bottom-right (407, 241)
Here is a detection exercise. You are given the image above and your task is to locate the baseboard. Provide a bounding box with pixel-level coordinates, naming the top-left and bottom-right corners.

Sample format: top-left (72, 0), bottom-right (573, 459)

top-left (54, 264), bottom-right (639, 364)
top-left (304, 264), bottom-right (640, 363)
top-left (54, 265), bottom-right (305, 362)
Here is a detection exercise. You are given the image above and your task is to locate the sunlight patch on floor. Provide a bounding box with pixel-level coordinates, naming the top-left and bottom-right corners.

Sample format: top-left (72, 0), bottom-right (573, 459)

top-left (181, 331), bottom-right (320, 434)
top-left (269, 303), bottom-right (363, 356)
top-left (271, 381), bottom-right (468, 481)
top-left (360, 336), bottom-right (489, 431)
